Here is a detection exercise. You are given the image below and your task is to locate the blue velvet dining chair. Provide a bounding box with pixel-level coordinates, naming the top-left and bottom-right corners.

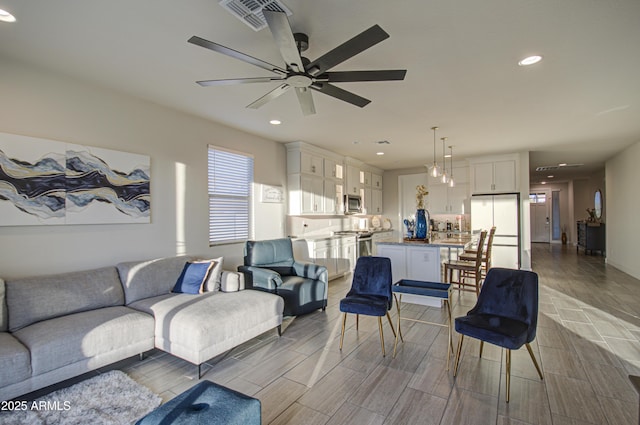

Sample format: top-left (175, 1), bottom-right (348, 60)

top-left (453, 267), bottom-right (544, 402)
top-left (339, 256), bottom-right (397, 357)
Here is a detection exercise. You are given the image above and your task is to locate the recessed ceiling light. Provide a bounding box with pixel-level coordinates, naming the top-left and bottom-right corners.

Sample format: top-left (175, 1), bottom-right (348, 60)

top-left (269, 119), bottom-right (281, 125)
top-left (0, 9), bottom-right (16, 22)
top-left (547, 175), bottom-right (554, 178)
top-left (376, 152), bottom-right (384, 156)
top-left (518, 55), bottom-right (542, 66)
top-left (541, 181), bottom-right (547, 185)
top-left (558, 163), bottom-right (567, 167)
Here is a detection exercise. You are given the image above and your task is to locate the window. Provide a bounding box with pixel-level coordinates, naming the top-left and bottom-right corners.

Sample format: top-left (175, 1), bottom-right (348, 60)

top-left (208, 146), bottom-right (253, 245)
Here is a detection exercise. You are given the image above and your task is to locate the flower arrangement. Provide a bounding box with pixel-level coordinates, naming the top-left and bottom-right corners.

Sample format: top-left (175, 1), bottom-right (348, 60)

top-left (586, 207), bottom-right (597, 222)
top-left (416, 184), bottom-right (428, 209)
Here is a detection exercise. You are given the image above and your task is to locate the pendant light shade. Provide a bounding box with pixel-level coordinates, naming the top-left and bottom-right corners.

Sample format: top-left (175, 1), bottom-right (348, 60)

top-left (448, 145), bottom-right (456, 187)
top-left (427, 126), bottom-right (440, 177)
top-left (440, 137), bottom-right (449, 184)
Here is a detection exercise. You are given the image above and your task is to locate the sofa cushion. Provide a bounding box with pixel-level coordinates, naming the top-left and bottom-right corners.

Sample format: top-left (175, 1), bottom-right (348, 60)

top-left (117, 256), bottom-right (195, 304)
top-left (0, 332), bottom-right (31, 387)
top-left (202, 257), bottom-right (224, 292)
top-left (12, 306), bottom-right (154, 376)
top-left (172, 261), bottom-right (215, 294)
top-left (0, 278), bottom-right (7, 332)
top-left (6, 267), bottom-right (125, 332)
top-left (128, 290), bottom-right (283, 364)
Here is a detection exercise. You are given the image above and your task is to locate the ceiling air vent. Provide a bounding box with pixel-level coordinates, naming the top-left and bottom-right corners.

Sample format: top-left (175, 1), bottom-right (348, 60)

top-left (536, 163), bottom-right (583, 172)
top-left (219, 0), bottom-right (292, 31)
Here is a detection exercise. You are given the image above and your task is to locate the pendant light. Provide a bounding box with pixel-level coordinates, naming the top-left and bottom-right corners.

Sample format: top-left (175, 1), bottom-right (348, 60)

top-left (440, 137), bottom-right (449, 184)
top-left (448, 145), bottom-right (456, 187)
top-left (427, 126), bottom-right (440, 177)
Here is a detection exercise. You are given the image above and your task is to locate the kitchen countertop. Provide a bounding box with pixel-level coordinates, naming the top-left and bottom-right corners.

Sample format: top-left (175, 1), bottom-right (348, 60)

top-left (290, 229), bottom-right (393, 241)
top-left (377, 237), bottom-right (471, 248)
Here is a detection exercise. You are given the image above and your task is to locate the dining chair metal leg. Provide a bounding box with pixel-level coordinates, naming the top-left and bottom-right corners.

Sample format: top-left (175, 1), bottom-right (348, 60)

top-left (386, 312), bottom-right (398, 339)
top-left (356, 314), bottom-right (359, 330)
top-left (506, 349), bottom-right (512, 403)
top-left (454, 334), bottom-right (465, 376)
top-left (377, 316), bottom-right (386, 357)
top-left (479, 341), bottom-right (484, 357)
top-left (526, 343), bottom-right (544, 379)
top-left (339, 313), bottom-right (347, 351)
top-left (445, 299), bottom-right (453, 371)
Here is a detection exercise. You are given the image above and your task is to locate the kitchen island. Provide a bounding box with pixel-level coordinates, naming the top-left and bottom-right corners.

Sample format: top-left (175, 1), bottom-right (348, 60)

top-left (376, 238), bottom-right (470, 306)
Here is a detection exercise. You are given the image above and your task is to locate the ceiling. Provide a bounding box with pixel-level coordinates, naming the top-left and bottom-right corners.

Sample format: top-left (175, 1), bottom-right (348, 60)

top-left (1, 0), bottom-right (639, 184)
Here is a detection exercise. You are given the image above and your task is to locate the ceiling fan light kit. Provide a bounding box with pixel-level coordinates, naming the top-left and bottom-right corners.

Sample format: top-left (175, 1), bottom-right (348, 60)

top-left (189, 9), bottom-right (407, 115)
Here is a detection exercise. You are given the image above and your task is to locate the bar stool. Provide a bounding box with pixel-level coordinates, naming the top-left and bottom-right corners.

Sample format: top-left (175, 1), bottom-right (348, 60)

top-left (459, 226), bottom-right (495, 278)
top-left (444, 230), bottom-right (487, 296)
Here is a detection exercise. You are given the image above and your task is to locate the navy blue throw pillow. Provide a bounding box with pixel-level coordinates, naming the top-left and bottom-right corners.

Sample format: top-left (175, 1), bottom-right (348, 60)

top-left (172, 261), bottom-right (216, 294)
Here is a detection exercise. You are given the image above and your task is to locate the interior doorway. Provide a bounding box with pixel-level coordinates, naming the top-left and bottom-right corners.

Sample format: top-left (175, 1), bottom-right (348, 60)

top-left (530, 191), bottom-right (550, 243)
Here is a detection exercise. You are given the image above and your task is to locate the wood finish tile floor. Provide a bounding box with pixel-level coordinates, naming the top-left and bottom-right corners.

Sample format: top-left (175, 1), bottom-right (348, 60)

top-left (24, 244), bottom-right (640, 424)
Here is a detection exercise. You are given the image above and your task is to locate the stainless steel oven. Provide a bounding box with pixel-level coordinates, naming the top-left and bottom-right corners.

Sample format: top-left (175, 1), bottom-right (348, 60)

top-left (335, 230), bottom-right (373, 257)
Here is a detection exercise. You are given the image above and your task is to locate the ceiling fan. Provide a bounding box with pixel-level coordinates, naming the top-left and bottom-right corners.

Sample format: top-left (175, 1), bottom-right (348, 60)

top-left (188, 10), bottom-right (407, 116)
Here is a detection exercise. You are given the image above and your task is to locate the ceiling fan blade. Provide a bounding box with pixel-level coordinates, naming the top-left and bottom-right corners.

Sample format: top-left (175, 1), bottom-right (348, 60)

top-left (188, 35), bottom-right (286, 75)
top-left (295, 87), bottom-right (316, 116)
top-left (320, 70), bottom-right (407, 82)
top-left (311, 83), bottom-right (371, 108)
top-left (247, 83), bottom-right (291, 109)
top-left (262, 10), bottom-right (304, 73)
top-left (197, 77), bottom-right (285, 86)
top-left (305, 25), bottom-right (390, 75)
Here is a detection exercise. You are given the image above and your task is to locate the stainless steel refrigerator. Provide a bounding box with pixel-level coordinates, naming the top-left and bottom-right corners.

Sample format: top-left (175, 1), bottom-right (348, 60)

top-left (470, 193), bottom-right (521, 269)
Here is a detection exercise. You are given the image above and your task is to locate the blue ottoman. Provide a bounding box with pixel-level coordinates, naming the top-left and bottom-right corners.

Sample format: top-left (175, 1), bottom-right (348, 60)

top-left (136, 380), bottom-right (261, 425)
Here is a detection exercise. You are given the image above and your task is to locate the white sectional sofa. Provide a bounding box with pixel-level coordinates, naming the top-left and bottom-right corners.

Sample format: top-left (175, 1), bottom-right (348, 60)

top-left (0, 255), bottom-right (284, 402)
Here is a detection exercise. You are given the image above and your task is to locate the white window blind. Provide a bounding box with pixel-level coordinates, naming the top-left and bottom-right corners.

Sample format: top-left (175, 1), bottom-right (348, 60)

top-left (208, 146), bottom-right (253, 245)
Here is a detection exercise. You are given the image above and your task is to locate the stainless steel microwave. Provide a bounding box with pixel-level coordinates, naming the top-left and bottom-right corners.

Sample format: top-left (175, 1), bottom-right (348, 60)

top-left (344, 194), bottom-right (362, 214)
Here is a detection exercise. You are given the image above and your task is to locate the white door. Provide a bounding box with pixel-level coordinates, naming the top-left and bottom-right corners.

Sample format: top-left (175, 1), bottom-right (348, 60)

top-left (530, 192), bottom-right (550, 243)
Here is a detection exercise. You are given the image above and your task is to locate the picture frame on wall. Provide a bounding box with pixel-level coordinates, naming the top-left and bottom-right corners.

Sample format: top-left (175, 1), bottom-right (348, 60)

top-left (0, 132), bottom-right (151, 226)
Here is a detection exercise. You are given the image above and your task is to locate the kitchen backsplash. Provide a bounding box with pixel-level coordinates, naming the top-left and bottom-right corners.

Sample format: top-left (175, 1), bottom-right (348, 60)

top-left (287, 215), bottom-right (390, 237)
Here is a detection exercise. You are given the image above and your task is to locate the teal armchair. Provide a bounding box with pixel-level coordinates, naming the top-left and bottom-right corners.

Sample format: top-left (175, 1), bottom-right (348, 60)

top-left (238, 238), bottom-right (328, 316)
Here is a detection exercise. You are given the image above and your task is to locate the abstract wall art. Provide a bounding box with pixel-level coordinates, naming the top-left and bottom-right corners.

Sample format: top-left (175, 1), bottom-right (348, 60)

top-left (0, 132), bottom-right (151, 226)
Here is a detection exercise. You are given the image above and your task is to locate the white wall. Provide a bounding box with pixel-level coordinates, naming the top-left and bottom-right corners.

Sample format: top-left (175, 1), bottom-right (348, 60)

top-left (605, 141), bottom-right (640, 279)
top-left (0, 59), bottom-right (286, 279)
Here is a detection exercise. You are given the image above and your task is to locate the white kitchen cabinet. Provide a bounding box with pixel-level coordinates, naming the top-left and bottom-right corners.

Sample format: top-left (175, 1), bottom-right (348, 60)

top-left (372, 231), bottom-right (394, 255)
top-left (363, 187), bottom-right (383, 215)
top-left (370, 189), bottom-right (383, 215)
top-left (298, 236), bottom-right (356, 280)
top-left (346, 165), bottom-right (362, 195)
top-left (301, 175), bottom-right (324, 214)
top-left (324, 181), bottom-right (345, 215)
top-left (288, 174), bottom-right (324, 215)
top-left (337, 236), bottom-right (357, 276)
top-left (428, 182), bottom-right (469, 214)
top-left (377, 243), bottom-right (443, 306)
top-left (470, 158), bottom-right (517, 194)
top-left (362, 171), bottom-right (372, 187)
top-left (324, 158), bottom-right (343, 180)
top-left (300, 151), bottom-right (324, 176)
top-left (372, 173), bottom-right (383, 189)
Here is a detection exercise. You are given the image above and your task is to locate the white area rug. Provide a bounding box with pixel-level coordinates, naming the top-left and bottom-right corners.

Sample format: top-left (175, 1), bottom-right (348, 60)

top-left (0, 371), bottom-right (162, 425)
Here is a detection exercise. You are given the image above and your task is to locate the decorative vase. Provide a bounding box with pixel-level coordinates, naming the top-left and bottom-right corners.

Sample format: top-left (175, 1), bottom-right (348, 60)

top-left (415, 209), bottom-right (429, 239)
top-left (561, 232), bottom-right (567, 245)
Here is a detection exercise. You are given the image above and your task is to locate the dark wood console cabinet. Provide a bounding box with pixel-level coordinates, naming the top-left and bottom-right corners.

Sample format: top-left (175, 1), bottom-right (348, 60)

top-left (576, 221), bottom-right (605, 255)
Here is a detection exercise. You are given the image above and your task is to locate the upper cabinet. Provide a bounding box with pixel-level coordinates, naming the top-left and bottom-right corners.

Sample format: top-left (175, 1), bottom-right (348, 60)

top-left (324, 157), bottom-right (343, 180)
top-left (468, 154), bottom-right (519, 194)
top-left (345, 164), bottom-right (362, 196)
top-left (371, 173), bottom-right (383, 190)
top-left (427, 162), bottom-right (470, 214)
